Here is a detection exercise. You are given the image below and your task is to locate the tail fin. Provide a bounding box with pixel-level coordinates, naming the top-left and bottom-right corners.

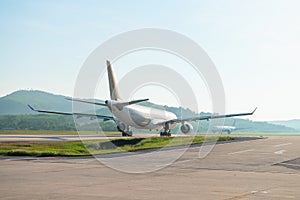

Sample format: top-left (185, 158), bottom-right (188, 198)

top-left (106, 60), bottom-right (122, 101)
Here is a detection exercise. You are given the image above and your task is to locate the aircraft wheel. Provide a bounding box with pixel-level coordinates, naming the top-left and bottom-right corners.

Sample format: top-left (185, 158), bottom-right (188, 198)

top-left (127, 131), bottom-right (133, 136)
top-left (160, 131), bottom-right (171, 137)
top-left (122, 131), bottom-right (133, 137)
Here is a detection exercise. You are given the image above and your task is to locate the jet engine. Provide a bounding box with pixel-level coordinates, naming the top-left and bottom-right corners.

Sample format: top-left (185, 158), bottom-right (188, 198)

top-left (180, 122), bottom-right (193, 134)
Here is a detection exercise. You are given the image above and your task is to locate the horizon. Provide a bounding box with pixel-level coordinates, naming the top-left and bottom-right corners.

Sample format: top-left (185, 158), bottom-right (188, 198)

top-left (1, 88), bottom-right (299, 122)
top-left (1, 1), bottom-right (300, 121)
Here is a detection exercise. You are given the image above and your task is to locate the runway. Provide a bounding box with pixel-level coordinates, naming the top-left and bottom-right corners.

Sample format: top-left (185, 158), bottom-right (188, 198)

top-left (0, 134), bottom-right (123, 142)
top-left (1, 136), bottom-right (300, 199)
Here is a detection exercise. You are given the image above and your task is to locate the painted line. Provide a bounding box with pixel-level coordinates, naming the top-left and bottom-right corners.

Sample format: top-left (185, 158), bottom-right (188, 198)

top-left (279, 162), bottom-right (300, 167)
top-left (256, 193), bottom-right (295, 199)
top-left (274, 143), bottom-right (292, 147)
top-left (274, 150), bottom-right (287, 155)
top-left (228, 149), bottom-right (255, 155)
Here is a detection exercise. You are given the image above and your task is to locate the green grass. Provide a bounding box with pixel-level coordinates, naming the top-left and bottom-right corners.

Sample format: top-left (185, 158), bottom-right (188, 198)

top-left (0, 130), bottom-right (120, 136)
top-left (0, 141), bottom-right (89, 156)
top-left (0, 135), bottom-right (232, 157)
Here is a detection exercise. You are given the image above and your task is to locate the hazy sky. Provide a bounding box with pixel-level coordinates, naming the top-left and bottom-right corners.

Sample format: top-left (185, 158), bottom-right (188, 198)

top-left (1, 0), bottom-right (300, 121)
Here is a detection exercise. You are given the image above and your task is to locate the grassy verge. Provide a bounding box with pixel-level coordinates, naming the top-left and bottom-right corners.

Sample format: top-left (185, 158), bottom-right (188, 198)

top-left (0, 130), bottom-right (120, 136)
top-left (0, 135), bottom-right (232, 157)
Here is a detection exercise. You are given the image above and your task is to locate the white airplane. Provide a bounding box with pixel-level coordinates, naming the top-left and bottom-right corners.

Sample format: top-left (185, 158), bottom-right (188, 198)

top-left (28, 61), bottom-right (257, 136)
top-left (212, 120), bottom-right (237, 134)
top-left (212, 125), bottom-right (236, 134)
top-left (212, 120), bottom-right (249, 134)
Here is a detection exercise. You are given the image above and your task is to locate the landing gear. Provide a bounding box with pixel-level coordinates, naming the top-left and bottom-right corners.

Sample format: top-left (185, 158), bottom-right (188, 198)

top-left (117, 124), bottom-right (133, 137)
top-left (160, 131), bottom-right (171, 136)
top-left (121, 131), bottom-right (133, 137)
top-left (160, 123), bottom-right (171, 137)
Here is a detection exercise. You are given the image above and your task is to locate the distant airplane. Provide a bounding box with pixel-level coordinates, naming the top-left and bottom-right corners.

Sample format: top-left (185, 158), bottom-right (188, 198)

top-left (212, 125), bottom-right (236, 134)
top-left (212, 120), bottom-right (237, 134)
top-left (28, 61), bottom-right (257, 136)
top-left (212, 120), bottom-right (251, 134)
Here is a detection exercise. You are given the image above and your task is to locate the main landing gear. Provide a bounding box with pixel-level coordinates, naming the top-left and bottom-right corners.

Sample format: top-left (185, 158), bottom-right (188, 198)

top-left (121, 131), bottom-right (133, 137)
top-left (117, 124), bottom-right (133, 137)
top-left (160, 123), bottom-right (171, 137)
top-left (160, 130), bottom-right (171, 137)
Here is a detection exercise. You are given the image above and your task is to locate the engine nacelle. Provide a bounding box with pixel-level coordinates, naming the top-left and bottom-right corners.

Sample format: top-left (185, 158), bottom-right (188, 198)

top-left (180, 122), bottom-right (193, 134)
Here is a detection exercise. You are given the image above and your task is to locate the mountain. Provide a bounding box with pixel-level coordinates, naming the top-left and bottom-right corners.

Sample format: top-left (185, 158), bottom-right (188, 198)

top-left (0, 90), bottom-right (198, 116)
top-left (0, 90), bottom-right (296, 132)
top-left (269, 120), bottom-right (300, 131)
top-left (0, 90), bottom-right (71, 114)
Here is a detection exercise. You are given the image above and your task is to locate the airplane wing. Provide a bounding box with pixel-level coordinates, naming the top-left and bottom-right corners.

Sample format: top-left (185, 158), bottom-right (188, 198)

top-left (163, 108), bottom-right (257, 124)
top-left (28, 105), bottom-right (114, 121)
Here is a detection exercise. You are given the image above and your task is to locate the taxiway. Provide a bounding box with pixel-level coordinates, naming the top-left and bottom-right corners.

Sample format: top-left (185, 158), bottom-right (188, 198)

top-left (1, 135), bottom-right (300, 199)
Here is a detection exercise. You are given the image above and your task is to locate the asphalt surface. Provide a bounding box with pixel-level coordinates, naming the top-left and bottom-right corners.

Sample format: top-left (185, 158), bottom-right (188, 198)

top-left (1, 135), bottom-right (300, 199)
top-left (0, 134), bottom-right (122, 142)
top-left (0, 133), bottom-right (160, 143)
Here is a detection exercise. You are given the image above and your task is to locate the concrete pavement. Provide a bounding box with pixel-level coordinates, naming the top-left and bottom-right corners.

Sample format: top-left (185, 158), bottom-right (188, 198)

top-left (1, 136), bottom-right (300, 199)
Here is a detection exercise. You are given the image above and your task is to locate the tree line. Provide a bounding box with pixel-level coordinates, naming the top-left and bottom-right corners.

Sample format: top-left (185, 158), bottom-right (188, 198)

top-left (0, 114), bottom-right (295, 132)
top-left (0, 114), bottom-right (117, 131)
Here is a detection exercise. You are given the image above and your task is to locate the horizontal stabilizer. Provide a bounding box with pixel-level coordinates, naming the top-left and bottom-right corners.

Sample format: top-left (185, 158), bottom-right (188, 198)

top-left (65, 97), bottom-right (107, 106)
top-left (125, 98), bottom-right (149, 105)
top-left (114, 98), bottom-right (149, 110)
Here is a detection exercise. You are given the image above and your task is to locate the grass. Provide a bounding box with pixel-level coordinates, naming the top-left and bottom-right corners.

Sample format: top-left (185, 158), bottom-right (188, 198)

top-left (0, 130), bottom-right (120, 136)
top-left (0, 135), bottom-right (233, 157)
top-left (0, 141), bottom-right (89, 156)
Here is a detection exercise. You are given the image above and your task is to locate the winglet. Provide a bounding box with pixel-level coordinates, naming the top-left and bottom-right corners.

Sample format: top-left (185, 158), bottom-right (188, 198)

top-left (27, 105), bottom-right (36, 111)
top-left (252, 107), bottom-right (258, 114)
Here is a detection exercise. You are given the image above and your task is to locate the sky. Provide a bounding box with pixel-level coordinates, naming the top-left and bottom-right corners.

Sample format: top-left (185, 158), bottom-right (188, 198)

top-left (1, 0), bottom-right (300, 121)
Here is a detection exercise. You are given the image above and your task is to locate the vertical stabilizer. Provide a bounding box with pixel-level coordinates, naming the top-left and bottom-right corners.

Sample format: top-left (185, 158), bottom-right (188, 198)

top-left (106, 60), bottom-right (122, 101)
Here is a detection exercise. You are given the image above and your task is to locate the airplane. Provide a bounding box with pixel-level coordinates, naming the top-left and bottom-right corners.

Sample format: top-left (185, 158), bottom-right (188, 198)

top-left (212, 125), bottom-right (236, 134)
top-left (28, 60), bottom-right (257, 137)
top-left (212, 120), bottom-right (236, 134)
top-left (212, 120), bottom-right (249, 134)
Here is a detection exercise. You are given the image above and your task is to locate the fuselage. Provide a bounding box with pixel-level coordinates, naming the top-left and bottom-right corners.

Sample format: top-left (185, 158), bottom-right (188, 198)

top-left (108, 103), bottom-right (177, 130)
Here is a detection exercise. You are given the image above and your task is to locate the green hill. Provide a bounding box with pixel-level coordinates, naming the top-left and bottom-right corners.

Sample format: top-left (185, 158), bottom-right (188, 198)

top-left (0, 90), bottom-right (296, 132)
top-left (269, 120), bottom-right (300, 131)
top-left (0, 90), bottom-right (71, 114)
